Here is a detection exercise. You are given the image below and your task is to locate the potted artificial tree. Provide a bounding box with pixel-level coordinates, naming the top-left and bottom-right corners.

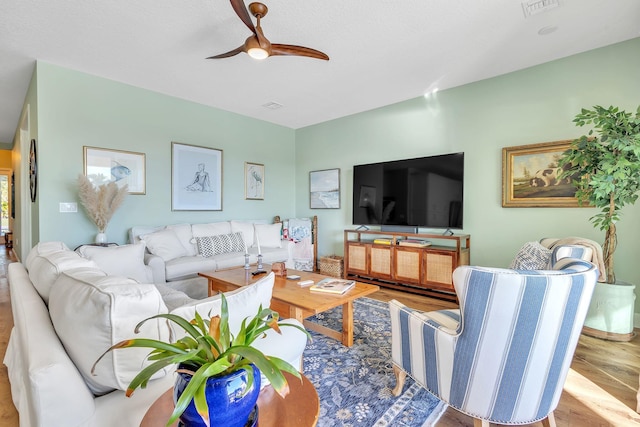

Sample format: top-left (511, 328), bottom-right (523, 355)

top-left (92, 294), bottom-right (309, 427)
top-left (559, 105), bottom-right (640, 341)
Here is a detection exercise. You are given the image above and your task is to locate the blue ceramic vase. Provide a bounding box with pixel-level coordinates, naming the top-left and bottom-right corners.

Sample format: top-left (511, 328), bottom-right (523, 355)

top-left (174, 364), bottom-right (260, 427)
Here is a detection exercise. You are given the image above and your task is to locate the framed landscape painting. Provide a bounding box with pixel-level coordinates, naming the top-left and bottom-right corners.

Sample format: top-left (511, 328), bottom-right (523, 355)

top-left (502, 140), bottom-right (581, 208)
top-left (171, 142), bottom-right (223, 211)
top-left (310, 168), bottom-right (340, 209)
top-left (83, 146), bottom-right (146, 194)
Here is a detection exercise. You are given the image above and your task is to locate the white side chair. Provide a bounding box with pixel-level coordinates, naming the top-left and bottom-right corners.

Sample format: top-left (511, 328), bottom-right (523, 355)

top-left (390, 257), bottom-right (598, 426)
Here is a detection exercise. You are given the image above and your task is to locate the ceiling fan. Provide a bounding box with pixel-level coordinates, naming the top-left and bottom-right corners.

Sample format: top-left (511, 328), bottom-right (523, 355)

top-left (207, 0), bottom-right (329, 61)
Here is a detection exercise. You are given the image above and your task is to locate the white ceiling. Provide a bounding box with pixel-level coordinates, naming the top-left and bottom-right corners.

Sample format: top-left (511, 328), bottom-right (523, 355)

top-left (1, 0), bottom-right (639, 146)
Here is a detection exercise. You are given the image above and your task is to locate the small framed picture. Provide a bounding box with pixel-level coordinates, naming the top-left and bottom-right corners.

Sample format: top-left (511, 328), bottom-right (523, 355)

top-left (245, 162), bottom-right (264, 200)
top-left (83, 146), bottom-right (146, 194)
top-left (310, 168), bottom-right (340, 209)
top-left (171, 142), bottom-right (223, 211)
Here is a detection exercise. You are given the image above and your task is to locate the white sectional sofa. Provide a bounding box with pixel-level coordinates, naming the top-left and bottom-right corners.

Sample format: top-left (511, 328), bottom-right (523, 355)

top-left (3, 242), bottom-right (307, 427)
top-left (129, 219), bottom-right (293, 283)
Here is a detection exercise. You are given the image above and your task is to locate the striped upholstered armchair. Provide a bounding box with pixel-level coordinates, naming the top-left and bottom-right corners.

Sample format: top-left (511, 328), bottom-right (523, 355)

top-left (389, 257), bottom-right (598, 427)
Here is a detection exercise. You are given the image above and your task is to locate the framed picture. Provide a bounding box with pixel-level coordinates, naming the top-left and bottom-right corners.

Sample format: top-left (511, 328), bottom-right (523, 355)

top-left (83, 146), bottom-right (146, 194)
top-left (502, 140), bottom-right (581, 207)
top-left (171, 142), bottom-right (223, 211)
top-left (245, 162), bottom-right (264, 200)
top-left (310, 168), bottom-right (340, 209)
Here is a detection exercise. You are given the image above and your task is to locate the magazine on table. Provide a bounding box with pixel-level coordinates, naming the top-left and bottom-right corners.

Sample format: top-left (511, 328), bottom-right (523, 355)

top-left (309, 278), bottom-right (356, 294)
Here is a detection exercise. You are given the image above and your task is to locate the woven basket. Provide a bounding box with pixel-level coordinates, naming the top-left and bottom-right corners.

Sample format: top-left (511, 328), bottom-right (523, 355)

top-left (319, 255), bottom-right (344, 278)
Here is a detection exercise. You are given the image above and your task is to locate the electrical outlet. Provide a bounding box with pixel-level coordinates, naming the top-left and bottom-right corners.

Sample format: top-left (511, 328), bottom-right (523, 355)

top-left (59, 202), bottom-right (77, 213)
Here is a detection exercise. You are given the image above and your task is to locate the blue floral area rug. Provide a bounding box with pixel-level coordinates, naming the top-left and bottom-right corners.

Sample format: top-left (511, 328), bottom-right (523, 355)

top-left (303, 297), bottom-right (446, 427)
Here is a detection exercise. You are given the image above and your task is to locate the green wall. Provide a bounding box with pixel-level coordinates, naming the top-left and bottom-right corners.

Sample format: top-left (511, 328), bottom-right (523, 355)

top-left (20, 38), bottom-right (640, 318)
top-left (295, 38), bottom-right (640, 316)
top-left (34, 63), bottom-right (297, 247)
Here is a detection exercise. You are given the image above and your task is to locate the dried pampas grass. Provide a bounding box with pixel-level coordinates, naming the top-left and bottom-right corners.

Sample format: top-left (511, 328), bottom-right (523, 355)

top-left (77, 174), bottom-right (128, 232)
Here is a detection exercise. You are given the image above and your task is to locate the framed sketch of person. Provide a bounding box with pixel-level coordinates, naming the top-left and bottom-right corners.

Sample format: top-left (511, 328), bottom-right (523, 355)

top-left (171, 142), bottom-right (223, 211)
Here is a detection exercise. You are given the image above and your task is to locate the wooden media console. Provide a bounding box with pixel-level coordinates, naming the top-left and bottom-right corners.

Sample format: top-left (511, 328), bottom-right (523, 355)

top-left (343, 229), bottom-right (470, 301)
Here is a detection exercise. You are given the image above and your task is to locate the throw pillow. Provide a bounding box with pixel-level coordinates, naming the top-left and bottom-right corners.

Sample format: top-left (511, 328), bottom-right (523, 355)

top-left (166, 223), bottom-right (197, 256)
top-left (76, 243), bottom-right (150, 283)
top-left (230, 221), bottom-right (255, 249)
top-left (171, 272), bottom-right (275, 338)
top-left (48, 269), bottom-right (171, 394)
top-left (254, 223), bottom-right (283, 249)
top-left (509, 241), bottom-right (552, 270)
top-left (192, 222), bottom-right (232, 238)
top-left (140, 228), bottom-right (188, 262)
top-left (195, 232), bottom-right (246, 258)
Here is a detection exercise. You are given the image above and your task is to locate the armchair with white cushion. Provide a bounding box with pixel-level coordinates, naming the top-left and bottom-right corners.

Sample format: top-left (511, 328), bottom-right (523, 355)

top-left (390, 257), bottom-right (598, 426)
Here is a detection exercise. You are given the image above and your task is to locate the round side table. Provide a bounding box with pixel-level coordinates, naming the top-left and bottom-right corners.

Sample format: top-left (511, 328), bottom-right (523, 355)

top-left (140, 371), bottom-right (319, 427)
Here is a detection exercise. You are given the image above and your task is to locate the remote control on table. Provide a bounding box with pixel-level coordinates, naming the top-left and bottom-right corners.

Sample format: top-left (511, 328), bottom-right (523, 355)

top-left (298, 280), bottom-right (314, 287)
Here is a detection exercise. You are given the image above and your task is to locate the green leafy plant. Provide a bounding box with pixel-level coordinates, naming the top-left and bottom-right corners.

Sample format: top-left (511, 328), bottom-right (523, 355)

top-left (559, 105), bottom-right (640, 284)
top-left (92, 294), bottom-right (310, 426)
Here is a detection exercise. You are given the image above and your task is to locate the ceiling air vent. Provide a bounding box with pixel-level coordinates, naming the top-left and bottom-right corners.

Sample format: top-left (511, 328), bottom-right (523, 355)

top-left (262, 101), bottom-right (283, 110)
top-left (521, 0), bottom-right (559, 17)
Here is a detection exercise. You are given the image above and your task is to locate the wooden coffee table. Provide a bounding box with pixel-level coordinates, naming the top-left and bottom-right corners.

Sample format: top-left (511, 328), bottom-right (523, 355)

top-left (199, 265), bottom-right (379, 347)
top-left (140, 371), bottom-right (319, 427)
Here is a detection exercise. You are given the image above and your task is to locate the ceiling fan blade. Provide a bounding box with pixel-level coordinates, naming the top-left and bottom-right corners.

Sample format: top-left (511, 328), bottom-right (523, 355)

top-left (230, 0), bottom-right (257, 35)
top-left (271, 44), bottom-right (329, 61)
top-left (206, 45), bottom-right (245, 59)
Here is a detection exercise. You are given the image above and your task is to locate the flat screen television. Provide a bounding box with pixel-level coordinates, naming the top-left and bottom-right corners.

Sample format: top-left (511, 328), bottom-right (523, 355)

top-left (352, 152), bottom-right (464, 230)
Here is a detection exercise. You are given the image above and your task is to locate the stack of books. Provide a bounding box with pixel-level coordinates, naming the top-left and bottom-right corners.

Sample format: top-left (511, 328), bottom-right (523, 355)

top-left (398, 239), bottom-right (432, 248)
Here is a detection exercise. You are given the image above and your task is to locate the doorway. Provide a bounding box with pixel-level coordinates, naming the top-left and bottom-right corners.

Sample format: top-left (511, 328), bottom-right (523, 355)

top-left (0, 169), bottom-right (11, 236)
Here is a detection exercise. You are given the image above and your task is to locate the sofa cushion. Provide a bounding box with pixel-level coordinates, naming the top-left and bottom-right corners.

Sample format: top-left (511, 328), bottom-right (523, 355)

top-left (192, 222), bottom-right (232, 238)
top-left (140, 228), bottom-right (188, 262)
top-left (77, 243), bottom-right (151, 283)
top-left (509, 241), bottom-right (552, 270)
top-left (167, 223), bottom-right (197, 256)
top-left (195, 232), bottom-right (246, 258)
top-left (5, 262), bottom-right (96, 426)
top-left (254, 223), bottom-right (282, 249)
top-left (170, 272), bottom-right (275, 336)
top-left (231, 221), bottom-right (255, 249)
top-left (551, 244), bottom-right (593, 265)
top-left (165, 255), bottom-right (218, 281)
top-left (28, 249), bottom-right (100, 304)
top-left (48, 269), bottom-right (171, 395)
top-left (25, 241), bottom-right (70, 271)
top-left (154, 283), bottom-right (196, 311)
top-left (129, 225), bottom-right (163, 245)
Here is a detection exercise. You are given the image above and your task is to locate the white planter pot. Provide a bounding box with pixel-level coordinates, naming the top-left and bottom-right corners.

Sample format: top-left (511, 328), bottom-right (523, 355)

top-left (95, 232), bottom-right (107, 244)
top-left (583, 281), bottom-right (636, 341)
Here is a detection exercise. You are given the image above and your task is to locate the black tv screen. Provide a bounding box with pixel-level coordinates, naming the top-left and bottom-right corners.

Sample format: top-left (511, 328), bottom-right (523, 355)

top-left (352, 153), bottom-right (464, 229)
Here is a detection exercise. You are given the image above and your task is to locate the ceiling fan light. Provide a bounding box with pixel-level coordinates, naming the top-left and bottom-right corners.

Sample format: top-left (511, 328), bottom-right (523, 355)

top-left (248, 47), bottom-right (268, 60)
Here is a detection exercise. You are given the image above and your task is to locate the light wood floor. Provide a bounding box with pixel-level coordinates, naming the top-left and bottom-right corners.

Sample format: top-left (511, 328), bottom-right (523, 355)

top-left (0, 250), bottom-right (638, 426)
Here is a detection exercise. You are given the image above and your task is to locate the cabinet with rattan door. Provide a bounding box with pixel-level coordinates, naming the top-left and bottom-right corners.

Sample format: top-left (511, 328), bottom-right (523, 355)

top-left (345, 241), bottom-right (369, 276)
top-left (343, 229), bottom-right (470, 301)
